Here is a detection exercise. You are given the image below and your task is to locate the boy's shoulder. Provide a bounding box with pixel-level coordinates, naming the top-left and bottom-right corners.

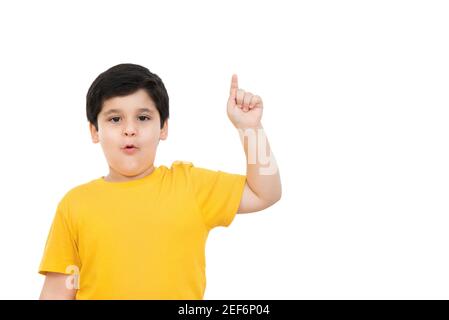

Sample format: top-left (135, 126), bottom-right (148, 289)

top-left (62, 178), bottom-right (98, 201)
top-left (168, 160), bottom-right (196, 174)
top-left (171, 160), bottom-right (193, 167)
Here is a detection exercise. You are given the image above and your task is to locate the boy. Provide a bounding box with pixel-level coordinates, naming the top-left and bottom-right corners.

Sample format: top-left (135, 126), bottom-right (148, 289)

top-left (38, 63), bottom-right (282, 299)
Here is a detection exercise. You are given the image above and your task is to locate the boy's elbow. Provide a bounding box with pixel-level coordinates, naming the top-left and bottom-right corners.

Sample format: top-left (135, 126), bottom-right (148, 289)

top-left (271, 193), bottom-right (282, 206)
top-left (272, 187), bottom-right (282, 204)
top-left (264, 190), bottom-right (282, 208)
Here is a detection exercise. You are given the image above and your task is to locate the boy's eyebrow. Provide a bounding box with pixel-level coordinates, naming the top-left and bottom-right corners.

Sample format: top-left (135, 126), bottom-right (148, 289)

top-left (102, 108), bottom-right (155, 117)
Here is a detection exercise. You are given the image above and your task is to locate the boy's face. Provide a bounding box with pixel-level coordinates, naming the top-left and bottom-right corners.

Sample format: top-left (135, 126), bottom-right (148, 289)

top-left (89, 88), bottom-right (168, 178)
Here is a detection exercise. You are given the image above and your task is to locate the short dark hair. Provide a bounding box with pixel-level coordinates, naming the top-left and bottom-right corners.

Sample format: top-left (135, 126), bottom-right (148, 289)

top-left (86, 63), bottom-right (169, 131)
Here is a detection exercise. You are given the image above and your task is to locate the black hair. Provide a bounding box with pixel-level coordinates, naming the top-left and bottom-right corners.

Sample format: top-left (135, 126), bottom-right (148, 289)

top-left (86, 63), bottom-right (169, 131)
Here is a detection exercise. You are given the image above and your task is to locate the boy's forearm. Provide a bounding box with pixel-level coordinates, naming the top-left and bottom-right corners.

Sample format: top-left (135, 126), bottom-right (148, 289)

top-left (238, 123), bottom-right (282, 203)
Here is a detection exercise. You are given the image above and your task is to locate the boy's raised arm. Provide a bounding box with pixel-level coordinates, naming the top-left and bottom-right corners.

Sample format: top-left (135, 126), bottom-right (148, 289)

top-left (226, 74), bottom-right (282, 214)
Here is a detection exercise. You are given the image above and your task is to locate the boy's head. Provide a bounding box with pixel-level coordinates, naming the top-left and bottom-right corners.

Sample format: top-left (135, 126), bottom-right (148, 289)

top-left (87, 63), bottom-right (169, 178)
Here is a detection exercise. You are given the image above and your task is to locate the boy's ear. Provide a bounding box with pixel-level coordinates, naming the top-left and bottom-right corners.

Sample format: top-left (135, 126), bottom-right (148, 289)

top-left (89, 123), bottom-right (99, 143)
top-left (159, 119), bottom-right (168, 141)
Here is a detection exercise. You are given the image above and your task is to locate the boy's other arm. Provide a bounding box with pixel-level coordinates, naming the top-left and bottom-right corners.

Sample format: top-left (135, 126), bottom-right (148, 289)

top-left (39, 272), bottom-right (77, 300)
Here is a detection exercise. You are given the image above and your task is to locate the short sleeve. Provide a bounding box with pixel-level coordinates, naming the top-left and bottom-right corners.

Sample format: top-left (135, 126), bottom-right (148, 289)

top-left (190, 165), bottom-right (246, 230)
top-left (38, 195), bottom-right (81, 276)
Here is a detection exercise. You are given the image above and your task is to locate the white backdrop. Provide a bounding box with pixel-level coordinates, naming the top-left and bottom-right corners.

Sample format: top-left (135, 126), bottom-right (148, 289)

top-left (0, 0), bottom-right (448, 299)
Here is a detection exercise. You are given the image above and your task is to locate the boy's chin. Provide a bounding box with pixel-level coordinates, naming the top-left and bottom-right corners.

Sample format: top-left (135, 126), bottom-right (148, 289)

top-left (114, 164), bottom-right (155, 177)
top-left (117, 169), bottom-right (146, 177)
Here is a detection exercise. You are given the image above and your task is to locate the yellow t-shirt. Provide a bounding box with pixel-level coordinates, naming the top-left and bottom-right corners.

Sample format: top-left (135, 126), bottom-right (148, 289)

top-left (38, 161), bottom-right (246, 300)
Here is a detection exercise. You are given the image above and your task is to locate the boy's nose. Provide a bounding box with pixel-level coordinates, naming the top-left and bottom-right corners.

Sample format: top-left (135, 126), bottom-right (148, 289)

top-left (124, 131), bottom-right (136, 136)
top-left (123, 122), bottom-right (137, 136)
top-left (123, 126), bottom-right (137, 136)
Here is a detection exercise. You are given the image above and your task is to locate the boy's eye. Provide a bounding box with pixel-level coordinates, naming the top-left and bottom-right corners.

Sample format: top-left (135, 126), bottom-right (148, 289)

top-left (108, 116), bottom-right (151, 123)
top-left (138, 116), bottom-right (151, 121)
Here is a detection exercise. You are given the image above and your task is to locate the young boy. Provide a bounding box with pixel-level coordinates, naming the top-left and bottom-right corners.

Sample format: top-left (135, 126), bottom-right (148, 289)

top-left (38, 63), bottom-right (282, 300)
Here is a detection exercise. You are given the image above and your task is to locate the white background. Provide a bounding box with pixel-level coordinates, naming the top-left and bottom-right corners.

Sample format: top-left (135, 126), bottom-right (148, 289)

top-left (0, 0), bottom-right (448, 299)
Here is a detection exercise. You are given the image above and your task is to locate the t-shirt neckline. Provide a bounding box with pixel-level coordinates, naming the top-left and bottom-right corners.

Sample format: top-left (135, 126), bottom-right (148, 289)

top-left (97, 166), bottom-right (161, 188)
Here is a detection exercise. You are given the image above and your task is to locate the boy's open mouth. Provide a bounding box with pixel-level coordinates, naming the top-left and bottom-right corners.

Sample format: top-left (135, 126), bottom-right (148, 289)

top-left (121, 144), bottom-right (139, 154)
top-left (122, 144), bottom-right (138, 149)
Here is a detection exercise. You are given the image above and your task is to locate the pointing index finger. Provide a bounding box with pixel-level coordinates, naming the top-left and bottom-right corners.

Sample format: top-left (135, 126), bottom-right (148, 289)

top-left (230, 74), bottom-right (238, 98)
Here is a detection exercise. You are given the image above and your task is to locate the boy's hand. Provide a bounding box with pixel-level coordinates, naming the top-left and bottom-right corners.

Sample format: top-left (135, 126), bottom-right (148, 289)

top-left (227, 74), bottom-right (263, 129)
